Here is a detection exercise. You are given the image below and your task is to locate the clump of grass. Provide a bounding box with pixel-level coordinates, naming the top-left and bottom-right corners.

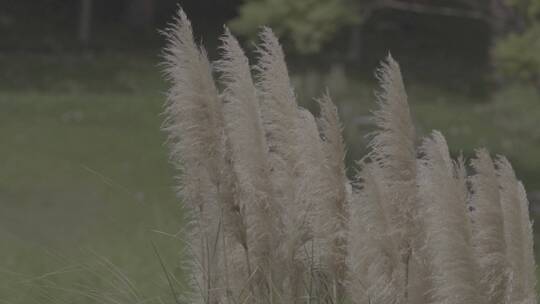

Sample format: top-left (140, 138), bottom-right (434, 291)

top-left (163, 9), bottom-right (537, 304)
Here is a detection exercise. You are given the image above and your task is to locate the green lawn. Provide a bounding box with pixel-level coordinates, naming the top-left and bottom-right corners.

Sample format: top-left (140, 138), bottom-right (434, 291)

top-left (1, 52), bottom-right (539, 302)
top-left (0, 53), bottom-right (186, 303)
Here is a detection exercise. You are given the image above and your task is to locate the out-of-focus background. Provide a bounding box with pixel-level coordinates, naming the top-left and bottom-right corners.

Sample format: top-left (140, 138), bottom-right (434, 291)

top-left (0, 0), bottom-right (539, 302)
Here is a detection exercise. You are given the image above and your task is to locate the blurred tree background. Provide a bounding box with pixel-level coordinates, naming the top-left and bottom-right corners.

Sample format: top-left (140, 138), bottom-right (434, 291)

top-left (0, 0), bottom-right (539, 303)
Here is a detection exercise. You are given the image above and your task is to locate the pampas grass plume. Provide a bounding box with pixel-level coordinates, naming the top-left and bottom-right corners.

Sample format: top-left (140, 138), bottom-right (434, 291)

top-left (163, 10), bottom-right (537, 304)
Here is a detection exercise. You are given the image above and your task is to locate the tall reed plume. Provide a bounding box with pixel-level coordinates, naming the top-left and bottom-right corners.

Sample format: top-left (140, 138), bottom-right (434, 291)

top-left (163, 9), bottom-right (537, 304)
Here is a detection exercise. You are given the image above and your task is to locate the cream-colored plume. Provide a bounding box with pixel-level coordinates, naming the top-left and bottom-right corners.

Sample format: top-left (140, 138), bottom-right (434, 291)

top-left (348, 161), bottom-right (404, 304)
top-left (418, 132), bottom-right (482, 304)
top-left (216, 27), bottom-right (285, 299)
top-left (254, 27), bottom-right (320, 302)
top-left (254, 27), bottom-right (299, 231)
top-left (315, 93), bottom-right (350, 301)
top-left (470, 149), bottom-right (508, 304)
top-left (368, 55), bottom-right (417, 272)
top-left (162, 9), bottom-right (227, 304)
top-left (517, 182), bottom-right (537, 304)
top-left (496, 156), bottom-right (537, 303)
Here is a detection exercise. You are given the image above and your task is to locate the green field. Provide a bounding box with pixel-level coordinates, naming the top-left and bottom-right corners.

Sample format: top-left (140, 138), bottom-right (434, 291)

top-left (1, 52), bottom-right (539, 302)
top-left (0, 52), bottom-right (186, 303)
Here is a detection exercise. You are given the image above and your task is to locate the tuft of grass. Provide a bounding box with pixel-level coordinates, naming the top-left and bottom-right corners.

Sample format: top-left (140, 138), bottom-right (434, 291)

top-left (163, 10), bottom-right (538, 303)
